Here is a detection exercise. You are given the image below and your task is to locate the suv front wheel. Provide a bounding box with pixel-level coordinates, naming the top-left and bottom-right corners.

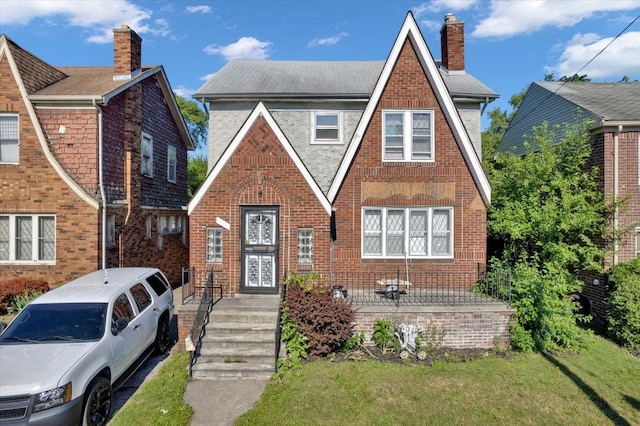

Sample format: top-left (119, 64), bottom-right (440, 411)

top-left (82, 376), bottom-right (112, 426)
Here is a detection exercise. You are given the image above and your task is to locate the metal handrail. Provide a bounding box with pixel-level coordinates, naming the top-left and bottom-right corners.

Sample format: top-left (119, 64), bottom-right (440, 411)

top-left (186, 269), bottom-right (222, 380)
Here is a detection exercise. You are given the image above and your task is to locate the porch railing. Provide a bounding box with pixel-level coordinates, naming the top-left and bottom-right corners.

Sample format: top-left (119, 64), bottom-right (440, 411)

top-left (330, 267), bottom-right (511, 307)
top-left (182, 267), bottom-right (222, 379)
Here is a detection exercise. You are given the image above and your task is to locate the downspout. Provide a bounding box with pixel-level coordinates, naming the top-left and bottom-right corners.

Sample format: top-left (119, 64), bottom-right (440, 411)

top-left (613, 125), bottom-right (621, 265)
top-left (93, 100), bottom-right (107, 270)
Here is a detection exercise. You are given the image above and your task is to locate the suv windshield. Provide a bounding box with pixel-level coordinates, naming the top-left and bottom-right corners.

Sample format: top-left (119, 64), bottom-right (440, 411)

top-left (0, 303), bottom-right (107, 343)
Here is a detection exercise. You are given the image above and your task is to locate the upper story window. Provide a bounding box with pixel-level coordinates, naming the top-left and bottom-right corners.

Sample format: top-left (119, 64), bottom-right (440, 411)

top-left (159, 215), bottom-right (183, 235)
top-left (362, 207), bottom-right (452, 258)
top-left (0, 214), bottom-right (56, 263)
top-left (167, 146), bottom-right (177, 183)
top-left (383, 110), bottom-right (434, 161)
top-left (312, 112), bottom-right (342, 144)
top-left (0, 114), bottom-right (19, 163)
top-left (141, 133), bottom-right (153, 177)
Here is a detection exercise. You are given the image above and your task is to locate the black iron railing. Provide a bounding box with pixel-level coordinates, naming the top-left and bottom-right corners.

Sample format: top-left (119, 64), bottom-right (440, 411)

top-left (330, 267), bottom-right (511, 307)
top-left (182, 268), bottom-right (222, 379)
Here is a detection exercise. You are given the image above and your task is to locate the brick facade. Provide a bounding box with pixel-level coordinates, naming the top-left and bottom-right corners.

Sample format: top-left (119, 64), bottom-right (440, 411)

top-left (1, 31), bottom-right (190, 288)
top-left (332, 39), bottom-right (486, 277)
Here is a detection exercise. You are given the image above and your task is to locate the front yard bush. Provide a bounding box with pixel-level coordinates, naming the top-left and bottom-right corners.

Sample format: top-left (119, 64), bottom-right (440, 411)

top-left (283, 272), bottom-right (355, 357)
top-left (607, 259), bottom-right (640, 352)
top-left (0, 277), bottom-right (49, 314)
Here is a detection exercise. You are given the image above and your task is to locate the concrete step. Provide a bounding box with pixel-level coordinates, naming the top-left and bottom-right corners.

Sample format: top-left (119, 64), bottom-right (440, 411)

top-left (191, 361), bottom-right (275, 380)
top-left (208, 310), bottom-right (279, 324)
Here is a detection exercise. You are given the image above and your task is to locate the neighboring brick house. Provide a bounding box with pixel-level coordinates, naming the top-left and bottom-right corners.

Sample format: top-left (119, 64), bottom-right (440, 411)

top-left (0, 26), bottom-right (193, 287)
top-left (189, 12), bottom-right (497, 296)
top-left (499, 81), bottom-right (640, 320)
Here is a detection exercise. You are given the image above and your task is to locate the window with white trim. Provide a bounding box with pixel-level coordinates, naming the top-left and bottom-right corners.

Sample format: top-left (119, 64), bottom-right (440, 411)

top-left (106, 215), bottom-right (116, 246)
top-left (167, 145), bottom-right (176, 183)
top-left (297, 229), bottom-right (314, 264)
top-left (312, 112), bottom-right (341, 144)
top-left (145, 215), bottom-right (153, 240)
top-left (382, 110), bottom-right (433, 161)
top-left (362, 207), bottom-right (452, 258)
top-left (159, 215), bottom-right (183, 235)
top-left (141, 133), bottom-right (153, 176)
top-left (0, 114), bottom-right (19, 163)
top-left (0, 214), bottom-right (55, 263)
top-left (206, 228), bottom-right (223, 263)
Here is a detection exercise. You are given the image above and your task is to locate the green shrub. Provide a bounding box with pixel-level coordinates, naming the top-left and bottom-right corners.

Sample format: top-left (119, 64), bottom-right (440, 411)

top-left (0, 277), bottom-right (49, 314)
top-left (8, 289), bottom-right (43, 315)
top-left (282, 272), bottom-right (355, 357)
top-left (372, 318), bottom-right (397, 354)
top-left (607, 259), bottom-right (640, 352)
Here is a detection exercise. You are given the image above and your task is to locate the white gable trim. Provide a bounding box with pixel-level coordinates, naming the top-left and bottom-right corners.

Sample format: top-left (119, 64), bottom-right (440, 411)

top-left (188, 102), bottom-right (332, 215)
top-left (327, 12), bottom-right (491, 205)
top-left (0, 36), bottom-right (99, 209)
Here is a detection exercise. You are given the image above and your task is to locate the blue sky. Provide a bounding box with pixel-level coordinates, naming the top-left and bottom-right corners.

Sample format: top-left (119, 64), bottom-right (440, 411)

top-left (1, 0), bottom-right (639, 141)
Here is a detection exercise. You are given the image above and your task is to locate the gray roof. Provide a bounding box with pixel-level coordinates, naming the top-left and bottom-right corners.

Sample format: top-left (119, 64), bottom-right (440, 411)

top-left (535, 81), bottom-right (640, 121)
top-left (194, 60), bottom-right (498, 100)
top-left (499, 81), bottom-right (640, 155)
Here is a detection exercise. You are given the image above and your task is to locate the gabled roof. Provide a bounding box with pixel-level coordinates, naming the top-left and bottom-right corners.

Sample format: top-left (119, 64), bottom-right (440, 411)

top-left (499, 81), bottom-right (640, 155)
top-left (194, 60), bottom-right (497, 101)
top-left (188, 102), bottom-right (332, 215)
top-left (327, 12), bottom-right (491, 205)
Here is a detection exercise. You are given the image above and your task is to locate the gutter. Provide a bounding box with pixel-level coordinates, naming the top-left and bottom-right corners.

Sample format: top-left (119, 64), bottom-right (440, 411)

top-left (613, 125), bottom-right (622, 265)
top-left (93, 100), bottom-right (107, 270)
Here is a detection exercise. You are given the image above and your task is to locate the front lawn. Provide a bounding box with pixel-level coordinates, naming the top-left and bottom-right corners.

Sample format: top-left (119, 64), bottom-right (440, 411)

top-left (236, 336), bottom-right (640, 425)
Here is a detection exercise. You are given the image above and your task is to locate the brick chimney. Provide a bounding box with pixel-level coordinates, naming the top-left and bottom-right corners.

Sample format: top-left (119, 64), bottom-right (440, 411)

top-left (440, 13), bottom-right (464, 72)
top-left (113, 25), bottom-right (142, 81)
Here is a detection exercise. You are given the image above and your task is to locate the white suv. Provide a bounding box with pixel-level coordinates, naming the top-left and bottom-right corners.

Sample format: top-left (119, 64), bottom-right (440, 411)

top-left (0, 268), bottom-right (174, 426)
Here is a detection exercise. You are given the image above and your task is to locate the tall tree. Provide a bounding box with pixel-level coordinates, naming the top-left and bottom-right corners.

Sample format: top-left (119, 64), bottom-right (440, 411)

top-left (175, 94), bottom-right (208, 150)
top-left (175, 94), bottom-right (209, 197)
top-left (481, 88), bottom-right (527, 168)
top-left (488, 116), bottom-right (608, 351)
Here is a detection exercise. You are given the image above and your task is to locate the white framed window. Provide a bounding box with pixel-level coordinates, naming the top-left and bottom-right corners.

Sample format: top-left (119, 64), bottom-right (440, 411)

top-left (311, 112), bottom-right (342, 144)
top-left (382, 110), bottom-right (434, 161)
top-left (167, 145), bottom-right (177, 183)
top-left (159, 215), bottom-right (183, 235)
top-left (206, 228), bottom-right (223, 263)
top-left (106, 215), bottom-right (116, 246)
top-left (0, 114), bottom-right (19, 163)
top-left (297, 229), bottom-right (314, 264)
top-left (141, 133), bottom-right (153, 176)
top-left (0, 214), bottom-right (55, 263)
top-left (362, 207), bottom-right (453, 258)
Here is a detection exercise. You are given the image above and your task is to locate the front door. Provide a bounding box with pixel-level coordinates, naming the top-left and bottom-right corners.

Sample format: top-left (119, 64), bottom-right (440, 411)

top-left (241, 207), bottom-right (279, 294)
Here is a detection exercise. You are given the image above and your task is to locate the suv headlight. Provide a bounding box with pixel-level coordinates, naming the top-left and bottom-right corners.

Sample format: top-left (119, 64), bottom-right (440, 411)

top-left (33, 382), bottom-right (72, 412)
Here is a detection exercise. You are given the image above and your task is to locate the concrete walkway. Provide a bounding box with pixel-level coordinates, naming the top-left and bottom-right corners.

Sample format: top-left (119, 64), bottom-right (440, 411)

top-left (184, 378), bottom-right (268, 426)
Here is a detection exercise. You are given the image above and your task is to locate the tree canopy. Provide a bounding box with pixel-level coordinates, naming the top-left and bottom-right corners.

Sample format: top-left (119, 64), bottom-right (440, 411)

top-left (175, 94), bottom-right (208, 150)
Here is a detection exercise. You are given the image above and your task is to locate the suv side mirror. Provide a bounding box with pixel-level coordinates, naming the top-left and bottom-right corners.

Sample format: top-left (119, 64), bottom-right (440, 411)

top-left (111, 318), bottom-right (129, 335)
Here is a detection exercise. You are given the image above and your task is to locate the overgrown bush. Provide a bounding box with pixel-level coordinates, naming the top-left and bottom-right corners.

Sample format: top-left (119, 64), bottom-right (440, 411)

top-left (283, 272), bottom-right (355, 357)
top-left (607, 259), bottom-right (640, 352)
top-left (0, 277), bottom-right (49, 314)
top-left (9, 289), bottom-right (44, 315)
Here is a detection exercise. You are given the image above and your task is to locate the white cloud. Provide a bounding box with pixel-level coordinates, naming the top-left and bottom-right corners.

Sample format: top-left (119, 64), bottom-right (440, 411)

top-left (186, 5), bottom-right (213, 14)
top-left (0, 0), bottom-right (170, 43)
top-left (200, 72), bottom-right (216, 81)
top-left (203, 37), bottom-right (272, 61)
top-left (308, 32), bottom-right (348, 47)
top-left (547, 31), bottom-right (640, 79)
top-left (472, 0), bottom-right (640, 38)
top-left (414, 1), bottom-right (480, 33)
top-left (173, 85), bottom-right (193, 99)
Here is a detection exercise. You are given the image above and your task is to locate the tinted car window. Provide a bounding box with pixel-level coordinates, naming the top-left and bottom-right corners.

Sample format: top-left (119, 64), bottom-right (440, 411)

top-left (111, 293), bottom-right (135, 335)
top-left (0, 303), bottom-right (107, 343)
top-left (146, 272), bottom-right (170, 296)
top-left (130, 283), bottom-right (152, 312)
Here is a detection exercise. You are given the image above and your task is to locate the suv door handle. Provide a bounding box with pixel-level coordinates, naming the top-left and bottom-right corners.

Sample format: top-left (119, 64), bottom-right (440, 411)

top-left (134, 324), bottom-right (141, 331)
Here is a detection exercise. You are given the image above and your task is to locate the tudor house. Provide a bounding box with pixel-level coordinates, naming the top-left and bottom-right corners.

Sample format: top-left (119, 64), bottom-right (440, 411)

top-left (499, 81), bottom-right (640, 320)
top-left (0, 26), bottom-right (193, 286)
top-left (189, 12), bottom-right (498, 296)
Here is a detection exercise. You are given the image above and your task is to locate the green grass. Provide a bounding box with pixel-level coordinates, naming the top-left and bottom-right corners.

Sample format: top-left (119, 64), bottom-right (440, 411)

top-left (108, 351), bottom-right (193, 426)
top-left (236, 336), bottom-right (640, 426)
